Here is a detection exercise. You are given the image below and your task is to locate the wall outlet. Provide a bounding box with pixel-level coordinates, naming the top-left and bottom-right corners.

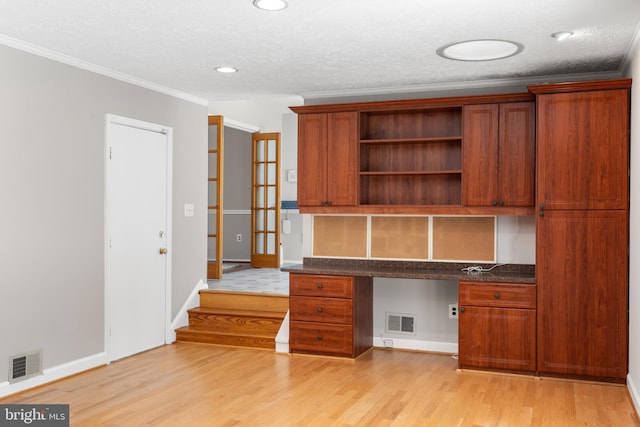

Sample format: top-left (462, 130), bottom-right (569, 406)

top-left (449, 303), bottom-right (458, 319)
top-left (236, 234), bottom-right (242, 242)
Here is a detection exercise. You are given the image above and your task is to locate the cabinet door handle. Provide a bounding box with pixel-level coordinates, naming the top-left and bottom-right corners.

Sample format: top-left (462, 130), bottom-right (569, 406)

top-left (539, 211), bottom-right (545, 217)
top-left (494, 293), bottom-right (500, 299)
top-left (316, 307), bottom-right (323, 313)
top-left (460, 307), bottom-right (465, 313)
top-left (317, 283), bottom-right (323, 289)
top-left (498, 200), bottom-right (504, 206)
top-left (540, 204), bottom-right (545, 210)
top-left (492, 200), bottom-right (498, 206)
top-left (316, 335), bottom-right (323, 341)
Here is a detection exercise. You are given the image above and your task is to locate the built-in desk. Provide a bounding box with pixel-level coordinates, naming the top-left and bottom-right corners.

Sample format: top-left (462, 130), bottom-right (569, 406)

top-left (282, 258), bottom-right (536, 373)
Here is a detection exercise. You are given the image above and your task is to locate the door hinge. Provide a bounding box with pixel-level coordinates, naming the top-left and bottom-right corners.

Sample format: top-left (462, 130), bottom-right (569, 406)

top-left (109, 146), bottom-right (112, 160)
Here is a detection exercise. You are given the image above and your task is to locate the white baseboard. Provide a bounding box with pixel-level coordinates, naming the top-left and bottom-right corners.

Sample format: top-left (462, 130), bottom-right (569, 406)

top-left (275, 311), bottom-right (290, 353)
top-left (168, 278), bottom-right (208, 343)
top-left (629, 373), bottom-right (640, 417)
top-left (373, 337), bottom-right (458, 354)
top-left (0, 352), bottom-right (107, 398)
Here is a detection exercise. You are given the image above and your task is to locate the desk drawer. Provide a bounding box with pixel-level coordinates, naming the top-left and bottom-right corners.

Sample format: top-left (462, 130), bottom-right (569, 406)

top-left (290, 273), bottom-right (353, 298)
top-left (459, 281), bottom-right (536, 309)
top-left (290, 296), bottom-right (352, 324)
top-left (290, 321), bottom-right (353, 356)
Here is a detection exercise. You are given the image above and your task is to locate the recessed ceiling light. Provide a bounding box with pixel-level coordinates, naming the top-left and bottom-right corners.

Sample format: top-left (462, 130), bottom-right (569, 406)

top-left (437, 39), bottom-right (523, 61)
top-left (216, 66), bottom-right (238, 73)
top-left (253, 0), bottom-right (288, 11)
top-left (551, 31), bottom-right (574, 41)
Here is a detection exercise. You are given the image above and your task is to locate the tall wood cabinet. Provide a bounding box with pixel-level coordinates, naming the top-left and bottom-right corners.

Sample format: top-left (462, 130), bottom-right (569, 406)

top-left (462, 102), bottom-right (535, 207)
top-left (531, 79), bottom-right (630, 381)
top-left (296, 112), bottom-right (358, 207)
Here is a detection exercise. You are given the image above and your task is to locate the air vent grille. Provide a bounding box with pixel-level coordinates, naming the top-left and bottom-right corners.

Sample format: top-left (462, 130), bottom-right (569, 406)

top-left (385, 313), bottom-right (416, 335)
top-left (9, 351), bottom-right (42, 384)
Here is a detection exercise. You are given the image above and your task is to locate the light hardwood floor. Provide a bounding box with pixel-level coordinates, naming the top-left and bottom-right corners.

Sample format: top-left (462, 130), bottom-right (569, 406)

top-left (2, 343), bottom-right (638, 426)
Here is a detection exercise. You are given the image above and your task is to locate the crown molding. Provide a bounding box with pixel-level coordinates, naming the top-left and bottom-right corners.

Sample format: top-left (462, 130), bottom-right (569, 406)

top-left (299, 71), bottom-right (623, 103)
top-left (0, 34), bottom-right (208, 106)
top-left (620, 21), bottom-right (640, 76)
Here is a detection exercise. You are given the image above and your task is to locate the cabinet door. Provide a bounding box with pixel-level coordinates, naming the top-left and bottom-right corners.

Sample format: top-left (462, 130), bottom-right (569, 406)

top-left (297, 113), bottom-right (328, 207)
top-left (297, 112), bottom-right (358, 207)
top-left (459, 306), bottom-right (536, 372)
top-left (462, 102), bottom-right (534, 207)
top-left (537, 89), bottom-right (629, 210)
top-left (326, 111), bottom-right (358, 206)
top-left (537, 210), bottom-right (628, 380)
top-left (462, 104), bottom-right (499, 206)
top-left (497, 102), bottom-right (535, 206)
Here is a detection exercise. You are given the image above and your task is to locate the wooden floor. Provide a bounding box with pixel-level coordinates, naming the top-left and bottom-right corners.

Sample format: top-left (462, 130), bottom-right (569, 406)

top-left (2, 343), bottom-right (639, 426)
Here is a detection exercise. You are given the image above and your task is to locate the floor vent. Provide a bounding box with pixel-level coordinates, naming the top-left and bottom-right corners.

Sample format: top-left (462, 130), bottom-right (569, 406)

top-left (385, 313), bottom-right (416, 335)
top-left (9, 350), bottom-right (42, 384)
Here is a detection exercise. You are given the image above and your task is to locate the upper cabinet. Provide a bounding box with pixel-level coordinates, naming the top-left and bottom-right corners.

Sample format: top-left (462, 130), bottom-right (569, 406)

top-left (292, 93), bottom-right (535, 214)
top-left (532, 82), bottom-right (630, 210)
top-left (296, 112), bottom-right (358, 208)
top-left (462, 102), bottom-right (535, 207)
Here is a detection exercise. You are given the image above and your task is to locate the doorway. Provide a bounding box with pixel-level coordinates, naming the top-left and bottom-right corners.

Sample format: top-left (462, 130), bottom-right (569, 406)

top-left (105, 114), bottom-right (172, 362)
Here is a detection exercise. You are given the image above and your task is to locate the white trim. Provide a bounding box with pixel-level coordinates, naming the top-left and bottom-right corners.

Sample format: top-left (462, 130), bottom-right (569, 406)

top-left (224, 118), bottom-right (262, 133)
top-left (629, 374), bottom-right (640, 418)
top-left (275, 311), bottom-right (290, 353)
top-left (208, 210), bottom-right (252, 215)
top-left (104, 114), bottom-right (173, 363)
top-left (621, 22), bottom-right (640, 76)
top-left (0, 353), bottom-right (107, 398)
top-left (169, 278), bottom-right (208, 343)
top-left (300, 71), bottom-right (622, 101)
top-left (373, 337), bottom-right (457, 354)
top-left (0, 34), bottom-right (208, 106)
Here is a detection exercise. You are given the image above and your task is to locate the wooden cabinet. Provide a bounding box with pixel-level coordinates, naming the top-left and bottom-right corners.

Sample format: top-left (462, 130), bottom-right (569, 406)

top-left (534, 86), bottom-right (629, 210)
top-left (296, 112), bottom-right (358, 207)
top-left (458, 281), bottom-right (536, 373)
top-left (531, 79), bottom-right (631, 382)
top-left (462, 102), bottom-right (535, 207)
top-left (536, 210), bottom-right (628, 380)
top-left (359, 108), bottom-right (463, 206)
top-left (289, 273), bottom-right (373, 358)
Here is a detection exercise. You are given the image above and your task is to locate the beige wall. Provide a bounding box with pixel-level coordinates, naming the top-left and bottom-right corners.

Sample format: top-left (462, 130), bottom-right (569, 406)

top-left (0, 44), bottom-right (207, 387)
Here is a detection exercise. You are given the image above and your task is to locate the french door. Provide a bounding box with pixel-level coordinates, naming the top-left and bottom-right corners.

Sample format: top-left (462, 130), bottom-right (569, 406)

top-left (251, 133), bottom-right (280, 268)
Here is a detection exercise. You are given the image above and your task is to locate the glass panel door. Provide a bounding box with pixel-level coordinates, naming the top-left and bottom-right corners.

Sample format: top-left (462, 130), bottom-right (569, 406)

top-left (207, 116), bottom-right (224, 279)
top-left (251, 133), bottom-right (280, 268)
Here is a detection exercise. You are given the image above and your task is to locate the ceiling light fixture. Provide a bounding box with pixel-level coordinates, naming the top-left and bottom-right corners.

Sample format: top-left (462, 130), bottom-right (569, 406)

top-left (253, 0), bottom-right (288, 11)
top-left (437, 39), bottom-right (523, 61)
top-left (216, 66), bottom-right (238, 73)
top-left (551, 31), bottom-right (574, 41)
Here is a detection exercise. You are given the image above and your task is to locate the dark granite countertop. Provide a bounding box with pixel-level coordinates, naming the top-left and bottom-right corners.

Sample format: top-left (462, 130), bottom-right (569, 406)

top-left (282, 258), bottom-right (536, 284)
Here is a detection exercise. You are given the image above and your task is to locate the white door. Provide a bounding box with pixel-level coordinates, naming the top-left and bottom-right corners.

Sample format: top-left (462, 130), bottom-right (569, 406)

top-left (105, 115), bottom-right (171, 362)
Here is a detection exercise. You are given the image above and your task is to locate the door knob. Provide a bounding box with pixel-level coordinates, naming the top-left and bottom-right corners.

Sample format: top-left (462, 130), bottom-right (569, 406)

top-left (159, 248), bottom-right (167, 254)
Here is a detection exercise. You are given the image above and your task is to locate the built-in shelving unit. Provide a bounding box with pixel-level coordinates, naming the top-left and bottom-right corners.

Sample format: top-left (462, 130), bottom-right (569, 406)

top-left (359, 108), bottom-right (462, 206)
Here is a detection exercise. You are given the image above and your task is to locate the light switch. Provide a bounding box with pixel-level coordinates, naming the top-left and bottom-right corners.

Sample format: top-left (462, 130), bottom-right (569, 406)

top-left (287, 169), bottom-right (297, 183)
top-left (184, 203), bottom-right (194, 217)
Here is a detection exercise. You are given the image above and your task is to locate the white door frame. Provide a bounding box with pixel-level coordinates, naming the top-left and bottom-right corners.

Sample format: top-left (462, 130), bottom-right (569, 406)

top-left (104, 114), bottom-right (173, 363)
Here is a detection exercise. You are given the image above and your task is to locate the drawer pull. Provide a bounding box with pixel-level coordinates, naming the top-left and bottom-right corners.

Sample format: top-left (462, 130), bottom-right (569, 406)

top-left (460, 307), bottom-right (465, 313)
top-left (494, 293), bottom-right (500, 299)
top-left (316, 335), bottom-right (323, 341)
top-left (316, 307), bottom-right (323, 313)
top-left (317, 283), bottom-right (323, 289)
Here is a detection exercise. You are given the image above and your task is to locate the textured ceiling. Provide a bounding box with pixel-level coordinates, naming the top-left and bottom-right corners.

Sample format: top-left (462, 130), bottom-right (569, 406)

top-left (0, 0), bottom-right (639, 103)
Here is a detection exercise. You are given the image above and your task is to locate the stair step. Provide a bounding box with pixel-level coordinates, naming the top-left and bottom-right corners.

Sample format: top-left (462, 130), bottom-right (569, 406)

top-left (199, 290), bottom-right (289, 313)
top-left (187, 307), bottom-right (284, 334)
top-left (175, 326), bottom-right (275, 350)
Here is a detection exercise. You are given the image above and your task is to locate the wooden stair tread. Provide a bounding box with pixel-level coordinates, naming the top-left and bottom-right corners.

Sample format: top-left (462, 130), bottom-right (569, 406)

top-left (176, 325), bottom-right (275, 339)
top-left (198, 290), bottom-right (289, 312)
top-left (188, 306), bottom-right (286, 318)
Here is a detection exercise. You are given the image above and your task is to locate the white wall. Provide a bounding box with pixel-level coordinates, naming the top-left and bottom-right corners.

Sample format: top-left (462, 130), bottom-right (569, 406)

top-left (0, 44), bottom-right (207, 391)
top-left (626, 41), bottom-right (640, 413)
